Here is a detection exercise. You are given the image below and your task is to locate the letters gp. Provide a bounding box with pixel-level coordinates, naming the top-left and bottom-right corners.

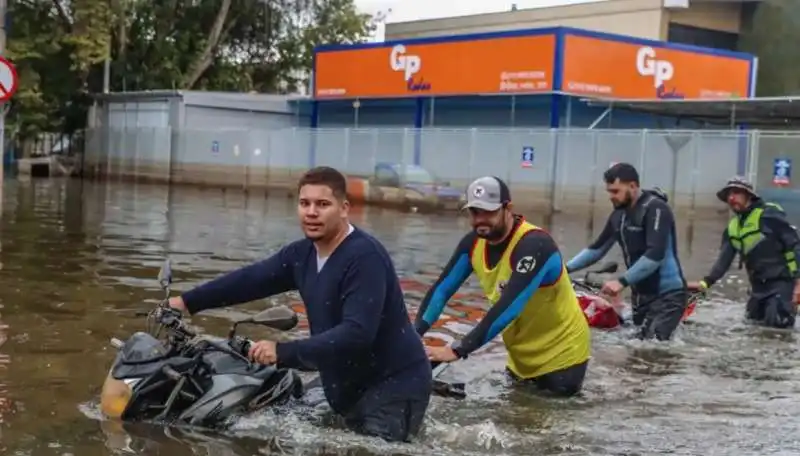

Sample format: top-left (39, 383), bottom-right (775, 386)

top-left (389, 44), bottom-right (431, 93)
top-left (636, 46), bottom-right (683, 99)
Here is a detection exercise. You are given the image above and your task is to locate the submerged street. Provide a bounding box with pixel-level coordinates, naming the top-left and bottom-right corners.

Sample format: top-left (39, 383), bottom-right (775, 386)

top-left (0, 177), bottom-right (798, 455)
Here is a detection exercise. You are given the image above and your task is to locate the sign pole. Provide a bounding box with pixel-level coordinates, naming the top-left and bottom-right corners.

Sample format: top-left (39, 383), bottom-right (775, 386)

top-left (0, 1), bottom-right (19, 198)
top-left (0, 0), bottom-right (6, 192)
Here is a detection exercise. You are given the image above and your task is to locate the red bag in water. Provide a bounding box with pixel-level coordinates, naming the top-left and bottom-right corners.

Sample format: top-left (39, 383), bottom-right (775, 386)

top-left (578, 294), bottom-right (622, 329)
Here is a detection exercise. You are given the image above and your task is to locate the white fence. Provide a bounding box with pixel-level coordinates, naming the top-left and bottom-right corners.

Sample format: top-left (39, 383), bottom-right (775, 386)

top-left (82, 127), bottom-right (800, 210)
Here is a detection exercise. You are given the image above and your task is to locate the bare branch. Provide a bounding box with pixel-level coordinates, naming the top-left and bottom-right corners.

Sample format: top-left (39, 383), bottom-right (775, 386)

top-left (50, 0), bottom-right (73, 31)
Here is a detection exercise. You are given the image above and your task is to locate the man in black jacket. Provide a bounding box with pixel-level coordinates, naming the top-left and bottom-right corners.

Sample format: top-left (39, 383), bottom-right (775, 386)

top-left (688, 176), bottom-right (800, 329)
top-left (565, 163), bottom-right (688, 341)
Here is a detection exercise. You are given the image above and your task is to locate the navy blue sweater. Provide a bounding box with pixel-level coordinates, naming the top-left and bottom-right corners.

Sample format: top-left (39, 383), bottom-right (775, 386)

top-left (181, 228), bottom-right (431, 414)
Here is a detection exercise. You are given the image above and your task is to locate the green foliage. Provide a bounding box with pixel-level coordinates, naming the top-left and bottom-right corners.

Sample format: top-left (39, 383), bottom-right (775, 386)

top-left (738, 0), bottom-right (800, 96)
top-left (7, 0), bottom-right (372, 138)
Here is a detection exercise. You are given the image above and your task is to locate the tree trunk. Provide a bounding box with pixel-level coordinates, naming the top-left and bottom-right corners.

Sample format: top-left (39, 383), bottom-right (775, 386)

top-left (182, 0), bottom-right (232, 89)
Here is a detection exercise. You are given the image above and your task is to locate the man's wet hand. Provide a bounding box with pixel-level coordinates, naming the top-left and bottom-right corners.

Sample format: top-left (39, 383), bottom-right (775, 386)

top-left (167, 296), bottom-right (187, 312)
top-left (249, 340), bottom-right (277, 365)
top-left (686, 281), bottom-right (706, 292)
top-left (601, 279), bottom-right (623, 296)
top-left (426, 345), bottom-right (458, 363)
top-left (793, 280), bottom-right (800, 304)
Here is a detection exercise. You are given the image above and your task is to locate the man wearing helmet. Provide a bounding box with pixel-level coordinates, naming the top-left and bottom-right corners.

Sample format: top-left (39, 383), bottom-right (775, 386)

top-left (565, 163), bottom-right (689, 341)
top-left (416, 176), bottom-right (591, 397)
top-left (687, 177), bottom-right (800, 329)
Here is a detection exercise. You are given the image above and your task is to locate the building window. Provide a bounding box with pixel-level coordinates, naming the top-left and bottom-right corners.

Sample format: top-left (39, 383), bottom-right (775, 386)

top-left (667, 23), bottom-right (739, 51)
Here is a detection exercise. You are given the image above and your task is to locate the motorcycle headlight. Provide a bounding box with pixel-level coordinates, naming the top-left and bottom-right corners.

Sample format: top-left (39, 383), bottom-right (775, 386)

top-left (100, 371), bottom-right (135, 419)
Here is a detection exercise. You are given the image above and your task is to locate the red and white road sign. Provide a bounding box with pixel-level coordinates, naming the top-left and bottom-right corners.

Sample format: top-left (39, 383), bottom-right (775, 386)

top-left (0, 56), bottom-right (18, 102)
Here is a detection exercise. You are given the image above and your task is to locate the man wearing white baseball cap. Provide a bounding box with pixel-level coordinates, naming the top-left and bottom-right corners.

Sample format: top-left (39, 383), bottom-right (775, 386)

top-left (415, 176), bottom-right (591, 397)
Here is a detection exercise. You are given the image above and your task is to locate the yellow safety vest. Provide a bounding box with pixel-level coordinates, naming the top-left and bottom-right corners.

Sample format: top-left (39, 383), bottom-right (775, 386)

top-left (727, 202), bottom-right (797, 274)
top-left (470, 220), bottom-right (591, 379)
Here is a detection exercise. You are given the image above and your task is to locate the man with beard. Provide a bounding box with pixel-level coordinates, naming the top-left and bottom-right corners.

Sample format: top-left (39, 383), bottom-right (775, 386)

top-left (687, 176), bottom-right (800, 329)
top-left (565, 162), bottom-right (688, 341)
top-left (166, 166), bottom-right (432, 442)
top-left (418, 176), bottom-right (591, 397)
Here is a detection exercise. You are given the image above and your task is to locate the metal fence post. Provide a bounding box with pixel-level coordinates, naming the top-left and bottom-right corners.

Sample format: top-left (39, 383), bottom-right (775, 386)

top-left (117, 128), bottom-right (124, 180)
top-left (548, 128), bottom-right (560, 213)
top-left (371, 129), bottom-right (379, 171)
top-left (689, 131), bottom-right (700, 213)
top-left (467, 128), bottom-right (477, 179)
top-left (263, 129), bottom-right (271, 186)
top-left (178, 127), bottom-right (187, 184)
top-left (242, 131), bottom-right (250, 191)
top-left (589, 130), bottom-right (600, 207)
top-left (135, 128), bottom-right (143, 181)
top-left (638, 129), bottom-right (647, 177)
top-left (402, 127), bottom-right (409, 171)
top-left (343, 128), bottom-right (350, 172)
top-left (555, 129), bottom-right (566, 209)
top-left (747, 130), bottom-right (760, 184)
top-left (105, 128), bottom-right (112, 179)
top-left (669, 132), bottom-right (679, 203)
top-left (467, 128), bottom-right (476, 179)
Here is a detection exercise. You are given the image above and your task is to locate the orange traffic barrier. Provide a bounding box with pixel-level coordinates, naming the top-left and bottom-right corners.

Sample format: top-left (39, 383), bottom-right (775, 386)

top-left (346, 177), bottom-right (368, 203)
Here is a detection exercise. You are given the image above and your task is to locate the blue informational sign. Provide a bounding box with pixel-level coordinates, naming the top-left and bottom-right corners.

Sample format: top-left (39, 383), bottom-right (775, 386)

top-left (211, 140), bottom-right (220, 154)
top-left (521, 146), bottom-right (534, 168)
top-left (773, 158), bottom-right (791, 186)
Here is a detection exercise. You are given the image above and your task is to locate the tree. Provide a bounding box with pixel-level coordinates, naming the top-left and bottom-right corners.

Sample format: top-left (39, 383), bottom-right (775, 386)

top-left (738, 0), bottom-right (800, 96)
top-left (6, 0), bottom-right (373, 139)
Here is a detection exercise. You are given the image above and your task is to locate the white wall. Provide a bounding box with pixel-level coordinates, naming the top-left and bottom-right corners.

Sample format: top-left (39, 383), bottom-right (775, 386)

top-left (385, 0), bottom-right (667, 41)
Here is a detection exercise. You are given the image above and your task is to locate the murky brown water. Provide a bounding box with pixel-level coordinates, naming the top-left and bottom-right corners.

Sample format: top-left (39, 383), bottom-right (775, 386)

top-left (1, 177), bottom-right (799, 456)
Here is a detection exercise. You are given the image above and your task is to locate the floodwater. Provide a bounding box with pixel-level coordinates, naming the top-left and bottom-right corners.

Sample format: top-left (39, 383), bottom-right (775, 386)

top-left (1, 177), bottom-right (800, 456)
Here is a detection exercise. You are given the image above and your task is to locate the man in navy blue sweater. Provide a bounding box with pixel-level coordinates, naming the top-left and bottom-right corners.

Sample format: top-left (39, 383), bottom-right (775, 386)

top-left (167, 166), bottom-right (432, 442)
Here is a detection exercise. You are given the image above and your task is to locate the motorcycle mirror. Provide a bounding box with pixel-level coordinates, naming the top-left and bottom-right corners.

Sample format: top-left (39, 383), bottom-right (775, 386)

top-left (158, 259), bottom-right (172, 290)
top-left (240, 306), bottom-right (299, 331)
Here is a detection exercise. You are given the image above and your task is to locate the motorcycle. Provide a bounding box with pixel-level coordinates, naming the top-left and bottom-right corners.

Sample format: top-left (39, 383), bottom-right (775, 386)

top-left (571, 261), bottom-right (706, 329)
top-left (99, 259), bottom-right (305, 429)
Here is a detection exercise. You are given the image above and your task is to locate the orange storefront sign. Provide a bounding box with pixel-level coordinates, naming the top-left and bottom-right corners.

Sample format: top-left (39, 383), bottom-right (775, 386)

top-left (560, 34), bottom-right (752, 100)
top-left (314, 34), bottom-right (556, 99)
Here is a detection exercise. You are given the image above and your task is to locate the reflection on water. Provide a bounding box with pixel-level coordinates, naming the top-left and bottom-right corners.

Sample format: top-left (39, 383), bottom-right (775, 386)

top-left (1, 177), bottom-right (800, 455)
top-left (0, 300), bottom-right (10, 454)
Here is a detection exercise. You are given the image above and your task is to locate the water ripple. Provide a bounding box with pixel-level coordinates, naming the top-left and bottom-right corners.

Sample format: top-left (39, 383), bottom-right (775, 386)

top-left (1, 178), bottom-right (799, 455)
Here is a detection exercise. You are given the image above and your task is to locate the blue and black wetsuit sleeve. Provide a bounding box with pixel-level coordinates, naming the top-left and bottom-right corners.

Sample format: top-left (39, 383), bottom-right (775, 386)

top-left (565, 212), bottom-right (617, 273)
top-left (414, 233), bottom-right (475, 336)
top-left (618, 202), bottom-right (672, 287)
top-left (702, 229), bottom-right (736, 287)
top-left (453, 230), bottom-right (563, 358)
top-left (761, 207), bottom-right (800, 280)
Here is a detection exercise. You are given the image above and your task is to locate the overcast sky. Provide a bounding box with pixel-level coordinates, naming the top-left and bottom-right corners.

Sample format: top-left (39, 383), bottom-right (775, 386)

top-left (354, 0), bottom-right (602, 40)
top-left (355, 0), bottom-right (601, 23)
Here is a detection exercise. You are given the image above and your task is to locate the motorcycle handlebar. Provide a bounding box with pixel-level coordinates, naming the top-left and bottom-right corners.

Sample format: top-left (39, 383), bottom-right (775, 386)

top-left (141, 306), bottom-right (255, 358)
top-left (149, 306), bottom-right (197, 338)
top-left (571, 277), bottom-right (708, 303)
top-left (571, 278), bottom-right (602, 292)
top-left (229, 335), bottom-right (252, 358)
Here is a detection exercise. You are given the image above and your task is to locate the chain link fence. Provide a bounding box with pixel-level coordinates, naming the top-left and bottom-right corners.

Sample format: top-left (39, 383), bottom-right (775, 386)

top-left (82, 127), bottom-right (800, 211)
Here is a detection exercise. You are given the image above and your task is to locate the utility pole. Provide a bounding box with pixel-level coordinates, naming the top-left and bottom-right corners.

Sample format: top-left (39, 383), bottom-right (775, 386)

top-left (371, 8), bottom-right (392, 42)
